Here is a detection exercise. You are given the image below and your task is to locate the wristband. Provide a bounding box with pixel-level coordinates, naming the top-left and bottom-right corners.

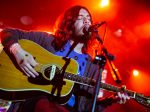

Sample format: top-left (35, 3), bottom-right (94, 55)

top-left (9, 43), bottom-right (21, 55)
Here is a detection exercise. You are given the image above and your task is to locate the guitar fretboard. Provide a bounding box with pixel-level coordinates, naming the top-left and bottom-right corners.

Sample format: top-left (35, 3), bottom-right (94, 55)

top-left (64, 72), bottom-right (96, 86)
top-left (64, 72), bottom-right (136, 98)
top-left (101, 83), bottom-right (136, 98)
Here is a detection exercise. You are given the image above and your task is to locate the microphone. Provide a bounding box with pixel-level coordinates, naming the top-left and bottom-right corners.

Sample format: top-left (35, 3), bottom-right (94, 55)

top-left (83, 21), bottom-right (106, 35)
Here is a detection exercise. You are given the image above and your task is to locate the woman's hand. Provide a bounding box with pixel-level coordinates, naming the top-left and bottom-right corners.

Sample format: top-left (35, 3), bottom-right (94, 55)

top-left (10, 43), bottom-right (39, 78)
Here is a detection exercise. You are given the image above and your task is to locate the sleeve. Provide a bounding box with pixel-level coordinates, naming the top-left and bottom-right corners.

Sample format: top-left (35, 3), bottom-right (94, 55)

top-left (0, 27), bottom-right (55, 52)
top-left (1, 28), bottom-right (19, 50)
top-left (96, 95), bottom-right (117, 107)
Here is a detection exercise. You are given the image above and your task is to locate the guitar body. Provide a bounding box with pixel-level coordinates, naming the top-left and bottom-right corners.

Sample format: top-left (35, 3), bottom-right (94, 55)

top-left (0, 40), bottom-right (150, 108)
top-left (0, 39), bottom-right (78, 104)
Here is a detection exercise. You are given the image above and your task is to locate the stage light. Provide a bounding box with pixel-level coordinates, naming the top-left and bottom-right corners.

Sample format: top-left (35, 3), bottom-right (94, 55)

top-left (99, 0), bottom-right (109, 7)
top-left (114, 28), bottom-right (123, 37)
top-left (132, 69), bottom-right (139, 77)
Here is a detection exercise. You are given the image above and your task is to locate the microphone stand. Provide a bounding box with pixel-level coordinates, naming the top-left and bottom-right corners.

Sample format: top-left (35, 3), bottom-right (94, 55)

top-left (91, 29), bottom-right (120, 111)
top-left (91, 30), bottom-right (106, 112)
top-left (92, 54), bottom-right (106, 112)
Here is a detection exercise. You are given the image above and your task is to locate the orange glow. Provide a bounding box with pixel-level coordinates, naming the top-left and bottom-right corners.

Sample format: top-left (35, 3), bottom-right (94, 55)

top-left (134, 22), bottom-right (150, 39)
top-left (45, 31), bottom-right (53, 34)
top-left (129, 70), bottom-right (150, 94)
top-left (34, 26), bottom-right (54, 34)
top-left (91, 0), bottom-right (118, 22)
top-left (133, 69), bottom-right (139, 77)
top-left (99, 0), bottom-right (109, 8)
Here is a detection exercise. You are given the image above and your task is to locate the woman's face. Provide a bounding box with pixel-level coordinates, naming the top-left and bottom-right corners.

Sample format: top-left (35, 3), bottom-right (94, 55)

top-left (74, 8), bottom-right (92, 37)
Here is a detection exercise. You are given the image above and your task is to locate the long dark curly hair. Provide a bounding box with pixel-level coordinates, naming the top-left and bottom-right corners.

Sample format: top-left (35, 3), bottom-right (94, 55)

top-left (54, 5), bottom-right (101, 57)
top-left (54, 6), bottom-right (91, 45)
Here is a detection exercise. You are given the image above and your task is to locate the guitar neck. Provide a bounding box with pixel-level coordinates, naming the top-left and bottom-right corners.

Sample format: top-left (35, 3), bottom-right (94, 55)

top-left (64, 72), bottom-right (137, 98)
top-left (64, 72), bottom-right (96, 87)
top-left (101, 83), bottom-right (136, 98)
top-left (64, 72), bottom-right (150, 108)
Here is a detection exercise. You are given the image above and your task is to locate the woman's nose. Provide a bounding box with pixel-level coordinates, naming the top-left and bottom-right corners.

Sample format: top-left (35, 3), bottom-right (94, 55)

top-left (83, 17), bottom-right (90, 24)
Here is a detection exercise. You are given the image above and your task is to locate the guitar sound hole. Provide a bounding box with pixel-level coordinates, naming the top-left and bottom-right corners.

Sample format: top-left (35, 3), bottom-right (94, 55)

top-left (44, 66), bottom-right (60, 79)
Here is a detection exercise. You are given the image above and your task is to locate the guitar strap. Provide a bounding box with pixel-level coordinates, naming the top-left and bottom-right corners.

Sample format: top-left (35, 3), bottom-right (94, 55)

top-left (65, 41), bottom-right (78, 57)
top-left (51, 41), bottom-right (78, 96)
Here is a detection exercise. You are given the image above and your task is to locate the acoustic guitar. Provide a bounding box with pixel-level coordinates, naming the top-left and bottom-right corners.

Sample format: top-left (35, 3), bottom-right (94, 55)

top-left (0, 39), bottom-right (150, 108)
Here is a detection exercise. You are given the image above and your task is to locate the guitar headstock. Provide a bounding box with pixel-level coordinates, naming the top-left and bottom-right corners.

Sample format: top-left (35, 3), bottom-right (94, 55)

top-left (135, 93), bottom-right (150, 109)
